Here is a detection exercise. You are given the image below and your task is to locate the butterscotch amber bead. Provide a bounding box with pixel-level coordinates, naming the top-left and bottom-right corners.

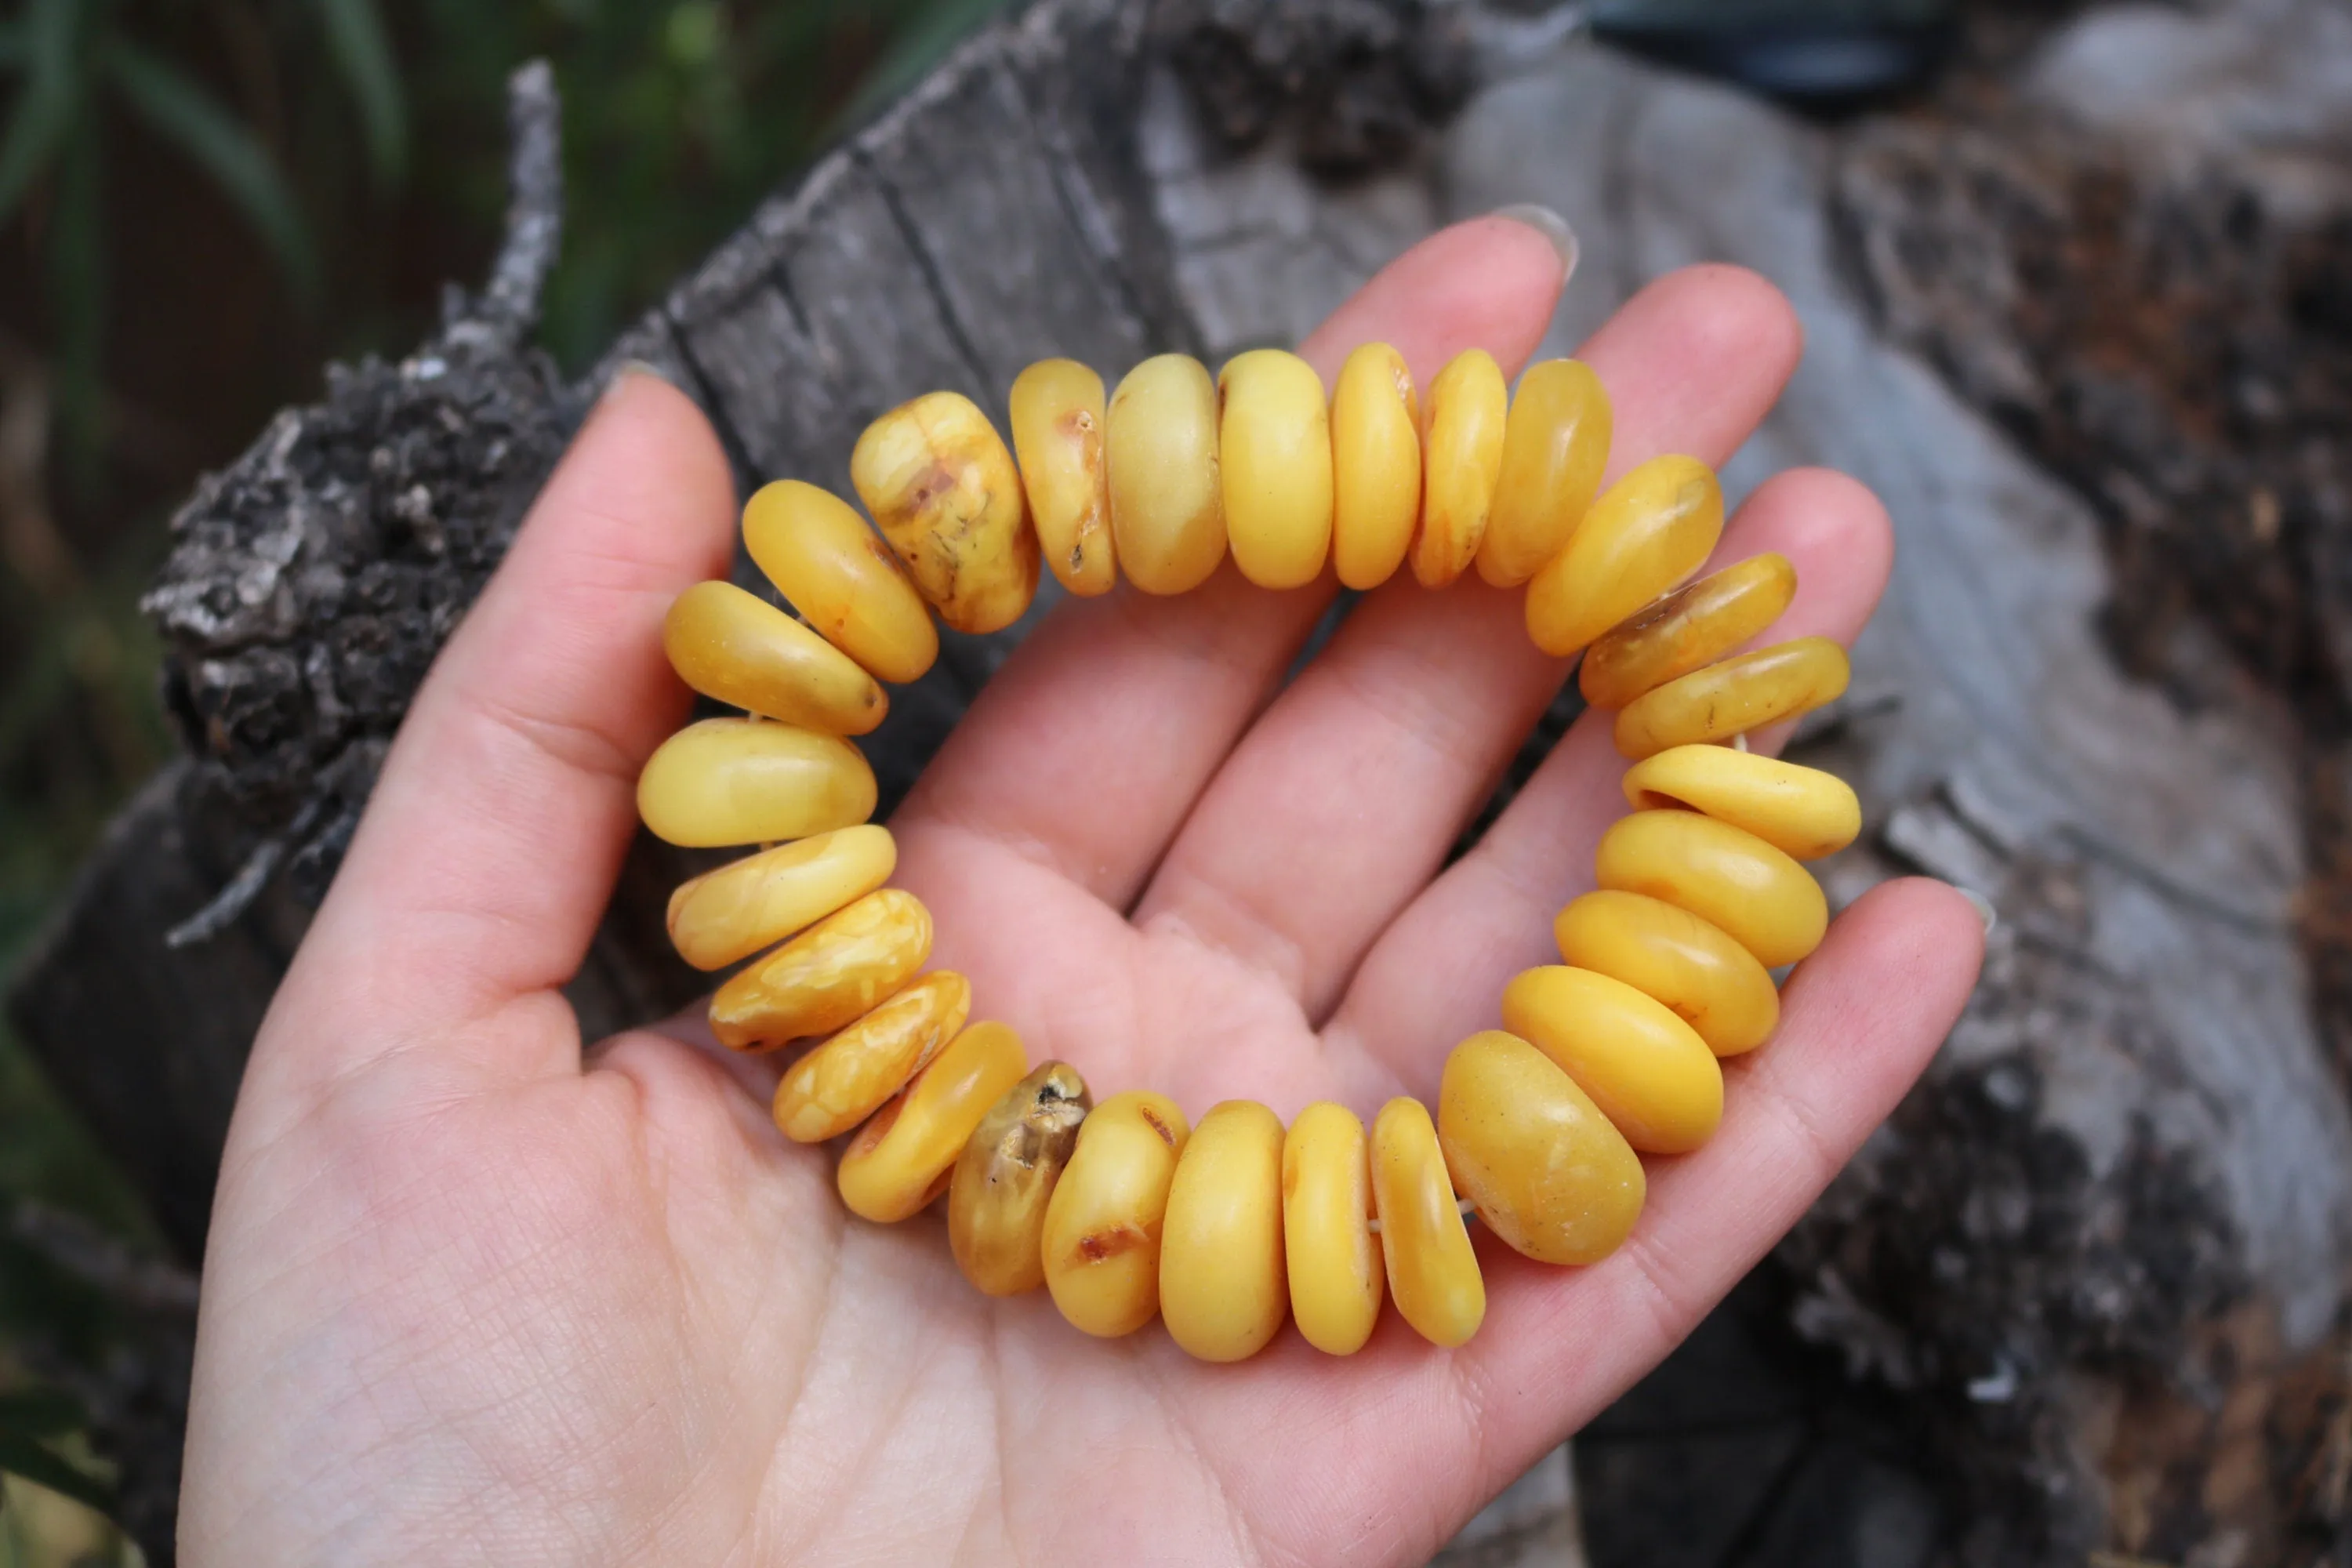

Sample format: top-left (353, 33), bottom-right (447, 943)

top-left (1108, 354), bottom-right (1225, 594)
top-left (773, 971), bottom-right (972, 1143)
top-left (637, 718), bottom-right (876, 849)
top-left (950, 1062), bottom-right (1091, 1297)
top-left (666, 824), bottom-right (896, 971)
top-left (1009, 358), bottom-right (1115, 596)
top-left (1478, 359), bottom-right (1611, 588)
top-left (1621, 745), bottom-right (1862, 862)
top-left (708, 888), bottom-right (933, 1050)
top-left (1220, 348), bottom-right (1334, 590)
top-left (1160, 1100), bottom-right (1289, 1362)
top-left (1595, 810), bottom-right (1827, 968)
top-left (1614, 637), bottom-right (1852, 759)
top-left (1371, 1098), bottom-right (1484, 1348)
top-left (1411, 349), bottom-right (1507, 588)
top-left (851, 391), bottom-right (1040, 635)
top-left (663, 580), bottom-right (886, 735)
top-left (1554, 891), bottom-right (1779, 1058)
top-left (1501, 966), bottom-right (1724, 1155)
top-left (1043, 1091), bottom-right (1189, 1338)
top-left (1329, 342), bottom-right (1421, 591)
top-left (1436, 1031), bottom-right (1645, 1267)
top-left (1526, 455), bottom-right (1724, 659)
top-left (838, 1020), bottom-right (1029, 1223)
top-left (1281, 1102), bottom-right (1382, 1356)
top-left (741, 480), bottom-right (938, 684)
top-left (1580, 553), bottom-right (1795, 710)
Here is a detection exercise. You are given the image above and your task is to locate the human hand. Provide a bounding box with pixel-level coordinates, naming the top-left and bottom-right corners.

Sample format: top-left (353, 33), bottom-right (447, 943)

top-left (180, 214), bottom-right (1983, 1565)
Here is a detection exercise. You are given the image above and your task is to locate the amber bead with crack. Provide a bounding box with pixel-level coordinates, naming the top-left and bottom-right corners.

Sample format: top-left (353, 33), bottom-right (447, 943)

top-left (707, 888), bottom-right (932, 1051)
top-left (1579, 553), bottom-right (1795, 710)
top-left (1613, 637), bottom-right (1851, 760)
top-left (1411, 349), bottom-right (1506, 588)
top-left (837, 1020), bottom-right (1029, 1223)
top-left (1042, 1090), bottom-right (1190, 1338)
top-left (773, 971), bottom-right (972, 1143)
top-left (1009, 359), bottom-right (1114, 596)
top-left (851, 391), bottom-right (1039, 635)
top-left (1526, 455), bottom-right (1723, 659)
top-left (950, 1062), bottom-right (1091, 1297)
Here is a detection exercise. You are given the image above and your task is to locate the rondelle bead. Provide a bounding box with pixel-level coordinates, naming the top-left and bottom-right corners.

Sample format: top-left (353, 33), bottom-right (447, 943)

top-left (1621, 745), bottom-right (1862, 861)
top-left (1479, 359), bottom-right (1611, 589)
top-left (665, 824), bottom-right (897, 972)
top-left (838, 1020), bottom-right (1029, 1223)
top-left (1411, 349), bottom-right (1507, 588)
top-left (1526, 454), bottom-right (1724, 659)
top-left (636, 717), bottom-right (877, 849)
top-left (1371, 1098), bottom-right (1485, 1348)
top-left (1554, 890), bottom-right (1780, 1058)
top-left (1579, 553), bottom-right (1796, 710)
top-left (1009, 358), bottom-right (1116, 597)
top-left (950, 1062), bottom-right (1091, 1297)
top-left (1595, 810), bottom-right (1828, 968)
top-left (851, 390), bottom-right (1040, 636)
top-left (1043, 1090), bottom-right (1190, 1338)
top-left (1220, 348), bottom-right (1334, 590)
top-left (1436, 1031), bottom-right (1645, 1267)
top-left (1281, 1102), bottom-right (1383, 1357)
top-left (1329, 342), bottom-right (1421, 591)
top-left (1160, 1100), bottom-right (1290, 1363)
top-left (741, 479), bottom-right (938, 684)
top-left (1499, 966), bottom-right (1725, 1155)
top-left (1108, 354), bottom-right (1226, 594)
top-left (662, 580), bottom-right (887, 736)
top-left (1613, 637), bottom-right (1852, 760)
top-left (708, 888), bottom-right (933, 1050)
top-left (773, 971), bottom-right (973, 1143)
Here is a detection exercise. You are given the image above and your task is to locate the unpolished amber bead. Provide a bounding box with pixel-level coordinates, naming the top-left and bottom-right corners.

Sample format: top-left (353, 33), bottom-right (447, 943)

top-left (1009, 358), bottom-right (1115, 596)
top-left (1220, 348), bottom-right (1334, 590)
top-left (1621, 745), bottom-right (1861, 862)
top-left (741, 480), bottom-right (937, 684)
top-left (1614, 637), bottom-right (1851, 759)
top-left (637, 717), bottom-right (877, 849)
top-left (1554, 890), bottom-right (1779, 1058)
top-left (950, 1062), bottom-right (1091, 1297)
top-left (1043, 1091), bottom-right (1189, 1338)
top-left (1500, 966), bottom-right (1724, 1155)
top-left (1371, 1098), bottom-right (1484, 1348)
top-left (1526, 455), bottom-right (1723, 659)
top-left (1411, 349), bottom-right (1507, 588)
top-left (1281, 1102), bottom-right (1382, 1356)
top-left (837, 1020), bottom-right (1029, 1223)
top-left (1107, 354), bottom-right (1226, 594)
top-left (663, 580), bottom-right (887, 735)
top-left (1160, 1100), bottom-right (1288, 1362)
top-left (773, 971), bottom-right (972, 1143)
top-left (1330, 342), bottom-right (1421, 591)
top-left (666, 824), bottom-right (896, 972)
top-left (851, 391), bottom-right (1040, 635)
top-left (1595, 810), bottom-right (1827, 968)
top-left (708, 888), bottom-right (933, 1050)
top-left (1478, 359), bottom-right (1611, 588)
top-left (1436, 1031), bottom-right (1645, 1267)
top-left (1580, 553), bottom-right (1795, 710)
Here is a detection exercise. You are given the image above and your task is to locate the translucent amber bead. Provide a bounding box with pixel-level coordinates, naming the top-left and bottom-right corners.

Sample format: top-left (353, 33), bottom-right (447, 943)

top-left (1621, 745), bottom-right (1862, 861)
top-left (1436, 1031), bottom-right (1645, 1266)
top-left (1009, 358), bottom-right (1115, 596)
top-left (1580, 553), bottom-right (1795, 710)
top-left (1160, 1100), bottom-right (1288, 1362)
top-left (742, 480), bottom-right (938, 684)
top-left (1371, 1098), bottom-right (1484, 1348)
top-left (851, 391), bottom-right (1040, 636)
top-left (773, 971), bottom-right (972, 1143)
top-left (1613, 637), bottom-right (1853, 759)
top-left (662, 580), bottom-right (887, 735)
top-left (1043, 1091), bottom-right (1189, 1338)
top-left (708, 888), bottom-right (932, 1050)
top-left (1220, 349), bottom-right (1334, 590)
top-left (666, 825), bottom-right (897, 972)
top-left (636, 718), bottom-right (877, 849)
top-left (1526, 455), bottom-right (1723, 659)
top-left (1107, 354), bottom-right (1225, 594)
top-left (837, 1020), bottom-right (1029, 1223)
top-left (950, 1062), bottom-right (1091, 1297)
top-left (1329, 342), bottom-right (1421, 591)
top-left (1478, 359), bottom-right (1611, 588)
top-left (1280, 1102), bottom-right (1382, 1356)
top-left (1411, 349), bottom-right (1507, 588)
top-left (1595, 810), bottom-right (1827, 968)
top-left (1554, 891), bottom-right (1779, 1058)
top-left (1500, 966), bottom-right (1724, 1155)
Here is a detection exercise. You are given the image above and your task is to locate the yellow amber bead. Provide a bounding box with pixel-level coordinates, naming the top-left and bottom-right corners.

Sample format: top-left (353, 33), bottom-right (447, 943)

top-left (741, 480), bottom-right (938, 685)
top-left (1107, 354), bottom-right (1226, 594)
top-left (1621, 745), bottom-right (1862, 861)
top-left (850, 390), bottom-right (1040, 636)
top-left (665, 824), bottom-right (897, 972)
top-left (1329, 342), bottom-right (1421, 590)
top-left (1280, 1102), bottom-right (1383, 1356)
top-left (1371, 1098), bottom-right (1484, 1348)
top-left (1554, 890), bottom-right (1779, 1058)
top-left (837, 1020), bottom-right (1029, 1223)
top-left (949, 1062), bottom-right (1091, 1297)
top-left (1436, 1031), bottom-right (1646, 1266)
top-left (1009, 358), bottom-right (1115, 596)
top-left (772, 971), bottom-right (972, 1143)
top-left (1613, 637), bottom-right (1853, 759)
top-left (1042, 1091), bottom-right (1190, 1338)
top-left (708, 887), bottom-right (933, 1050)
top-left (1580, 553), bottom-right (1795, 710)
top-left (1526, 455), bottom-right (1724, 659)
top-left (1478, 359), bottom-right (1612, 588)
top-left (1411, 349), bottom-right (1507, 588)
top-left (1500, 966), bottom-right (1724, 1156)
top-left (1219, 348), bottom-right (1334, 590)
top-left (636, 717), bottom-right (877, 850)
top-left (1595, 810), bottom-right (1828, 967)
top-left (1160, 1100), bottom-right (1288, 1362)
top-left (662, 580), bottom-right (887, 735)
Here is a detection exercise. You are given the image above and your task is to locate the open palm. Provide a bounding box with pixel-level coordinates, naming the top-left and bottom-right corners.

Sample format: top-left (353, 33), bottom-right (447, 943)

top-left (180, 216), bottom-right (1981, 1566)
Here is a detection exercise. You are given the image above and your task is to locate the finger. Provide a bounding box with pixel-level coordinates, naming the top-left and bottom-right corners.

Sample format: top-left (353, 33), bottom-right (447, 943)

top-left (1131, 266), bottom-right (1804, 1015)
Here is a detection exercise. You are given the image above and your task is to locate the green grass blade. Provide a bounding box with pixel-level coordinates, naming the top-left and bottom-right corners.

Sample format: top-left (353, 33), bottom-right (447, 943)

top-left (310, 0), bottom-right (406, 183)
top-left (0, 0), bottom-right (83, 225)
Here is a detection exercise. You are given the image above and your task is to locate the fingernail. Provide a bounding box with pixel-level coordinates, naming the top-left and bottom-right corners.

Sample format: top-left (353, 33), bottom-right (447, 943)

top-left (1489, 203), bottom-right (1581, 285)
top-left (600, 357), bottom-right (674, 403)
top-left (1958, 886), bottom-right (1998, 935)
